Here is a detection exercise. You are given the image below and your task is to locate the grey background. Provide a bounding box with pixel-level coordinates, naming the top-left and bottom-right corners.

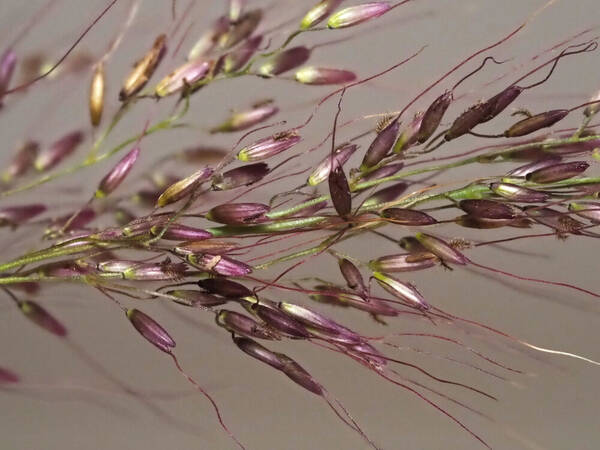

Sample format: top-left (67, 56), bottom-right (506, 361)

top-left (0, 1), bottom-right (599, 449)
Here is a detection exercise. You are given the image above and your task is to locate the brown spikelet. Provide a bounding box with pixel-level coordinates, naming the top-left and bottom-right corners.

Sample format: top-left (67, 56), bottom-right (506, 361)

top-left (375, 114), bottom-right (394, 134)
top-left (273, 129), bottom-right (299, 141)
top-left (449, 238), bottom-right (473, 250)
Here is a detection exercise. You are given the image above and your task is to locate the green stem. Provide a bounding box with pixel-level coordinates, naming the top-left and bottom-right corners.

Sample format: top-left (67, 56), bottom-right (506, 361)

top-left (353, 158), bottom-right (478, 191)
top-left (0, 272), bottom-right (123, 286)
top-left (573, 115), bottom-right (594, 139)
top-left (208, 216), bottom-right (327, 237)
top-left (86, 103), bottom-right (131, 161)
top-left (266, 198), bottom-right (329, 220)
top-left (254, 221), bottom-right (384, 270)
top-left (476, 134), bottom-right (600, 163)
top-left (271, 29), bottom-right (304, 54)
top-left (254, 229), bottom-right (341, 270)
top-left (526, 176), bottom-right (600, 189)
top-left (259, 27), bottom-right (324, 58)
top-left (1, 97), bottom-right (190, 198)
top-left (0, 242), bottom-right (106, 273)
top-left (409, 183), bottom-right (493, 207)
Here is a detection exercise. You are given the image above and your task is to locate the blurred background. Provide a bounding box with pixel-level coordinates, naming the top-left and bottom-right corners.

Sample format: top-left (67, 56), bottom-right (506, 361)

top-left (0, 1), bottom-right (599, 449)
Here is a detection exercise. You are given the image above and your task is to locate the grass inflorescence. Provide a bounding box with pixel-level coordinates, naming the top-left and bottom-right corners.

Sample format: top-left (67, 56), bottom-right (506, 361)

top-left (1, 1), bottom-right (600, 448)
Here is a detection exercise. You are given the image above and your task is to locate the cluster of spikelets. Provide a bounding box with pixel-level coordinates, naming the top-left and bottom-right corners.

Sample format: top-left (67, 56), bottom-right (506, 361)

top-left (1, 1), bottom-right (600, 449)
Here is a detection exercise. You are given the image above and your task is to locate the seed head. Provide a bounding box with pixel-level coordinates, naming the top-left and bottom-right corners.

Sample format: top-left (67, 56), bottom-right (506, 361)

top-left (218, 9), bottom-right (262, 49)
top-left (216, 309), bottom-right (280, 340)
top-left (126, 308), bottom-right (176, 353)
top-left (456, 215), bottom-right (520, 229)
top-left (207, 202), bottom-right (270, 225)
top-left (0, 204), bottom-right (46, 226)
top-left (327, 2), bottom-right (392, 29)
top-left (309, 286), bottom-right (352, 307)
top-left (416, 91), bottom-right (453, 144)
top-left (300, 0), bottom-right (343, 29)
top-left (120, 34), bottom-right (167, 101)
top-left (276, 354), bottom-right (324, 396)
top-left (373, 272), bottom-right (431, 310)
top-left (19, 300), bottom-right (67, 337)
top-left (174, 240), bottom-right (238, 257)
top-left (312, 286), bottom-right (399, 316)
top-left (526, 161), bottom-right (589, 184)
top-left (122, 214), bottom-right (171, 237)
top-left (213, 163), bottom-right (270, 190)
top-left (198, 278), bottom-right (252, 298)
top-left (482, 85), bottom-right (523, 122)
top-left (393, 111), bottom-right (424, 153)
top-left (97, 259), bottom-right (141, 273)
top-left (361, 119), bottom-right (399, 169)
top-left (229, 0), bottom-right (245, 23)
top-left (3, 140), bottom-right (39, 183)
top-left (458, 199), bottom-right (516, 220)
top-left (277, 302), bottom-right (360, 342)
top-left (155, 58), bottom-right (212, 97)
top-left (156, 167), bottom-right (213, 207)
top-left (95, 146), bottom-right (140, 198)
top-left (329, 162), bottom-right (352, 218)
top-left (444, 101), bottom-right (494, 141)
top-left (188, 17), bottom-right (228, 60)
top-left (507, 155), bottom-right (562, 177)
top-left (294, 67), bottom-right (356, 85)
top-left (223, 35), bottom-right (263, 73)
top-left (415, 232), bottom-right (468, 265)
top-left (369, 253), bottom-right (437, 273)
top-left (232, 336), bottom-right (285, 370)
top-left (33, 260), bottom-right (90, 278)
top-left (150, 223), bottom-right (212, 241)
top-left (35, 131), bottom-right (84, 172)
top-left (210, 102), bottom-right (279, 133)
top-left (372, 271), bottom-right (430, 310)
top-left (123, 261), bottom-right (188, 281)
top-left (258, 47), bottom-right (311, 78)
top-left (338, 258), bottom-right (368, 296)
top-left (381, 208), bottom-right (437, 225)
top-left (490, 182), bottom-right (550, 202)
top-left (237, 131), bottom-right (301, 162)
top-left (244, 299), bottom-right (311, 339)
top-left (361, 182), bottom-right (408, 209)
top-left (505, 109), bottom-right (569, 137)
top-left (188, 254), bottom-right (252, 276)
top-left (89, 62), bottom-right (105, 126)
top-left (308, 143), bottom-right (357, 186)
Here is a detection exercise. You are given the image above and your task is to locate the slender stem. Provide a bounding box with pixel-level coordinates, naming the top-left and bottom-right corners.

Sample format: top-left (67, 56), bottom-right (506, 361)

top-left (0, 242), bottom-right (104, 273)
top-left (1, 98), bottom-right (190, 198)
top-left (0, 272), bottom-right (123, 285)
